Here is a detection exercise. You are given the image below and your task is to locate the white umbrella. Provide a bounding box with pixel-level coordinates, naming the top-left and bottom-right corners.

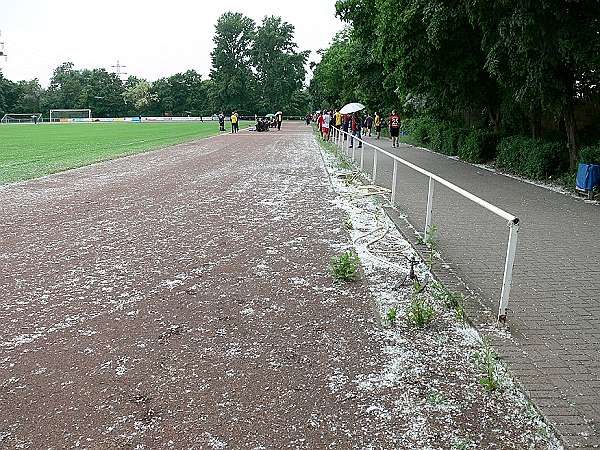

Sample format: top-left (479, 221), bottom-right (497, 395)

top-left (339, 102), bottom-right (365, 114)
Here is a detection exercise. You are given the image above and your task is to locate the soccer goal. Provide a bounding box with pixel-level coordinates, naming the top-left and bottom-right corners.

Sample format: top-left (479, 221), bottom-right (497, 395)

top-left (49, 109), bottom-right (92, 123)
top-left (1, 113), bottom-right (43, 124)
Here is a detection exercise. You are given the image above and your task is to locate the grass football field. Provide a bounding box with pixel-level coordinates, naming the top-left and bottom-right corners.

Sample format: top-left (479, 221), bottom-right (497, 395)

top-left (0, 121), bottom-right (250, 185)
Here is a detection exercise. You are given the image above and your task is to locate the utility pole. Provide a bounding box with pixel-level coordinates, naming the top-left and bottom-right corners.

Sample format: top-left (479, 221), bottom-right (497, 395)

top-left (0, 30), bottom-right (7, 61)
top-left (111, 60), bottom-right (127, 80)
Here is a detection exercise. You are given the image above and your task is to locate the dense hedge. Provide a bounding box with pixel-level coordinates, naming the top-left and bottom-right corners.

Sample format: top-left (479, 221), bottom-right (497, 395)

top-left (580, 145), bottom-right (600, 164)
top-left (404, 117), bottom-right (492, 161)
top-left (496, 136), bottom-right (568, 179)
top-left (458, 129), bottom-right (497, 163)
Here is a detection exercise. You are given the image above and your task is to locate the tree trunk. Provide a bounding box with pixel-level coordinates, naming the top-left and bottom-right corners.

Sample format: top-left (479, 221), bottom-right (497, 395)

top-left (565, 100), bottom-right (578, 170)
top-left (529, 100), bottom-right (542, 139)
top-left (487, 105), bottom-right (500, 134)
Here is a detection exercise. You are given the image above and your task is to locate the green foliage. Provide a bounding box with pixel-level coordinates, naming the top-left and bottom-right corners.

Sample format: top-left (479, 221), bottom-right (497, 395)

top-left (403, 117), bottom-right (436, 145)
top-left (253, 16), bottom-right (309, 114)
top-left (477, 339), bottom-right (499, 392)
top-left (309, 29), bottom-right (395, 112)
top-left (443, 127), bottom-right (470, 157)
top-left (386, 307), bottom-right (398, 327)
top-left (2, 14), bottom-right (311, 119)
top-left (407, 294), bottom-right (435, 328)
top-left (496, 136), bottom-right (569, 179)
top-left (426, 391), bottom-right (446, 406)
top-left (432, 283), bottom-right (460, 309)
top-left (122, 79), bottom-right (157, 113)
top-left (432, 282), bottom-right (467, 322)
top-left (404, 117), bottom-right (468, 157)
top-left (452, 439), bottom-right (473, 450)
top-left (425, 224), bottom-right (439, 270)
top-left (330, 250), bottom-right (361, 281)
top-left (580, 144), bottom-right (600, 165)
top-left (209, 12), bottom-right (257, 114)
top-left (458, 129), bottom-right (497, 163)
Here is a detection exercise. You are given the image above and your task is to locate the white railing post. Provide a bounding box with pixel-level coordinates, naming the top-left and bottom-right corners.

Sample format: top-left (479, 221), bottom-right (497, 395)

top-left (424, 177), bottom-right (435, 240)
top-left (391, 160), bottom-right (398, 204)
top-left (360, 144), bottom-right (365, 170)
top-left (352, 139), bottom-right (356, 161)
top-left (498, 222), bottom-right (519, 323)
top-left (373, 149), bottom-right (378, 183)
top-left (346, 131), bottom-right (350, 156)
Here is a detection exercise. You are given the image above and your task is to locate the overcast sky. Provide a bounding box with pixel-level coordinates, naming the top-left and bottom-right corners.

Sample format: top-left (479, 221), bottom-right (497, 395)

top-left (0, 0), bottom-right (345, 86)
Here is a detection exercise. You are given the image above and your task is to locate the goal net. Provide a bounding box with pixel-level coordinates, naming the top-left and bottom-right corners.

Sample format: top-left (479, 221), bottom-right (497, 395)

top-left (49, 109), bottom-right (92, 123)
top-left (1, 113), bottom-right (43, 124)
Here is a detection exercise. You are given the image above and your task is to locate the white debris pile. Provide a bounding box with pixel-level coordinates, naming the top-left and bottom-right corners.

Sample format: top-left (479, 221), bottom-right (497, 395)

top-left (319, 141), bottom-right (563, 450)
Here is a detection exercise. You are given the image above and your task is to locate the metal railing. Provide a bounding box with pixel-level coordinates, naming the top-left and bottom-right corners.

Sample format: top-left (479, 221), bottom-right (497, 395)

top-left (330, 126), bottom-right (520, 323)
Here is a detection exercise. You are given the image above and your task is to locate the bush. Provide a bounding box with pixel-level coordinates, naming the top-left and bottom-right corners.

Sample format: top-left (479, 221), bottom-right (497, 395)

top-left (404, 116), bottom-right (436, 144)
top-left (523, 141), bottom-right (566, 179)
top-left (458, 129), bottom-right (497, 163)
top-left (580, 145), bottom-right (600, 165)
top-left (443, 127), bottom-right (469, 156)
top-left (404, 118), bottom-right (466, 156)
top-left (496, 136), bottom-right (568, 179)
top-left (429, 121), bottom-right (445, 152)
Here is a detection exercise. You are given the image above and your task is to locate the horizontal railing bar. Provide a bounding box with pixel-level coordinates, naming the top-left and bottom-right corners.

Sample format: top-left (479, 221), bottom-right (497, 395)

top-left (338, 129), bottom-right (519, 224)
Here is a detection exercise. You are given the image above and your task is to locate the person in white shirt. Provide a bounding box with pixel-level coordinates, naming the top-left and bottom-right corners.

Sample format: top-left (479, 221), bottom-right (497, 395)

top-left (322, 111), bottom-right (331, 141)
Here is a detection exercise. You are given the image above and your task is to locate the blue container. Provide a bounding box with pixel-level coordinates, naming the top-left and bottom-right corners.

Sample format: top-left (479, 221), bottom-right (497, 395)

top-left (576, 163), bottom-right (600, 191)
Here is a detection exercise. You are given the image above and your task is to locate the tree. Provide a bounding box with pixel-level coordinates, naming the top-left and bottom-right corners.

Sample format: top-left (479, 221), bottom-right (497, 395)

top-left (309, 30), bottom-right (358, 109)
top-left (0, 71), bottom-right (17, 116)
top-left (467, 0), bottom-right (600, 168)
top-left (122, 78), bottom-right (157, 114)
top-left (13, 79), bottom-right (43, 113)
top-left (43, 62), bottom-right (83, 110)
top-left (209, 12), bottom-right (257, 113)
top-left (79, 68), bottom-right (126, 117)
top-left (252, 16), bottom-right (309, 114)
top-left (151, 70), bottom-right (211, 116)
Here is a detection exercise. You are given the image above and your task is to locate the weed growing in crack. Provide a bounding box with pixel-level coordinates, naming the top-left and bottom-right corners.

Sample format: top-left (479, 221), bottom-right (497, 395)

top-left (338, 158), bottom-right (352, 170)
top-left (452, 439), bottom-right (473, 450)
top-left (425, 224), bottom-right (439, 269)
top-left (386, 307), bottom-right (398, 327)
top-left (477, 338), bottom-right (499, 392)
top-left (407, 294), bottom-right (435, 328)
top-left (426, 391), bottom-right (446, 406)
top-left (412, 278), bottom-right (427, 294)
top-left (330, 250), bottom-right (360, 282)
top-left (431, 282), bottom-right (467, 322)
top-left (454, 299), bottom-right (466, 322)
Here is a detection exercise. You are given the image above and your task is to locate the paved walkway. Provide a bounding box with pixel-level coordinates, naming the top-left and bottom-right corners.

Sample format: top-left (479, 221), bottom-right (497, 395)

top-left (351, 134), bottom-right (600, 448)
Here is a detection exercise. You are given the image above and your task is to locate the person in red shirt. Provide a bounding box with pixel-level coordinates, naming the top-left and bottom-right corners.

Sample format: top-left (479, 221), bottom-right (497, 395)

top-left (389, 110), bottom-right (401, 148)
top-left (317, 113), bottom-right (324, 139)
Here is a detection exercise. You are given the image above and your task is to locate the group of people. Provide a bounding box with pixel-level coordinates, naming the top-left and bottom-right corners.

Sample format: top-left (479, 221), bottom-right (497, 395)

top-left (255, 112), bottom-right (283, 132)
top-left (312, 109), bottom-right (403, 148)
top-left (217, 111), bottom-right (242, 133)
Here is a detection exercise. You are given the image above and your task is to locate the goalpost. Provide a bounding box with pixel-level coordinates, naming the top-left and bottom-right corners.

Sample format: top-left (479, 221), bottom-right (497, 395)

top-left (49, 109), bottom-right (92, 123)
top-left (1, 113), bottom-right (43, 124)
